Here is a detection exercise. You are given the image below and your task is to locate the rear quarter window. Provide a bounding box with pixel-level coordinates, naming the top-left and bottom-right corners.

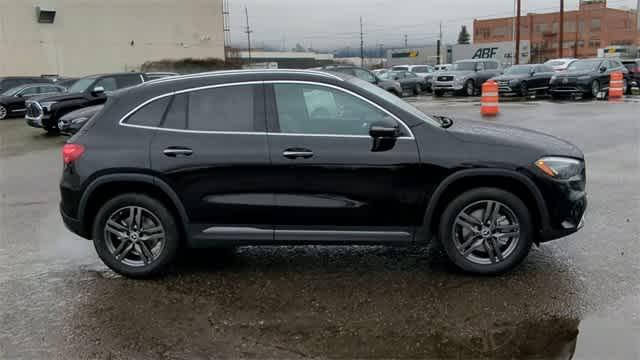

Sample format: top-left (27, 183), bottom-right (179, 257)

top-left (123, 96), bottom-right (171, 127)
top-left (187, 85), bottom-right (258, 132)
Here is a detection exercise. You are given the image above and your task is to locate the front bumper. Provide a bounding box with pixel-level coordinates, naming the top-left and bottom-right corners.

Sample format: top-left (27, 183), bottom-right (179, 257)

top-left (549, 79), bottom-right (591, 95)
top-left (432, 81), bottom-right (464, 91)
top-left (536, 168), bottom-right (587, 242)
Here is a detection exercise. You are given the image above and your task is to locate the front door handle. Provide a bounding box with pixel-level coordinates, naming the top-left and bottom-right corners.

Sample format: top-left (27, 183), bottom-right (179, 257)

top-left (163, 147), bottom-right (193, 157)
top-left (283, 148), bottom-right (313, 159)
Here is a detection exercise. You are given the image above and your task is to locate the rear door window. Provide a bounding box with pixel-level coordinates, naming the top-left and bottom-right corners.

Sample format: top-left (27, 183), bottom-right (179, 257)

top-left (124, 96), bottom-right (171, 127)
top-left (187, 84), bottom-right (259, 132)
top-left (161, 94), bottom-right (187, 130)
top-left (20, 87), bottom-right (40, 96)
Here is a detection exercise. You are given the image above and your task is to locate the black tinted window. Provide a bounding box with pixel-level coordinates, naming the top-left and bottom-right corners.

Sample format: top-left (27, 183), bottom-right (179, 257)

top-left (162, 94), bottom-right (187, 129)
top-left (115, 74), bottom-right (143, 89)
top-left (20, 87), bottom-right (39, 95)
top-left (94, 77), bottom-right (117, 91)
top-left (40, 85), bottom-right (63, 93)
top-left (187, 85), bottom-right (256, 132)
top-left (484, 61), bottom-right (499, 70)
top-left (125, 96), bottom-right (171, 127)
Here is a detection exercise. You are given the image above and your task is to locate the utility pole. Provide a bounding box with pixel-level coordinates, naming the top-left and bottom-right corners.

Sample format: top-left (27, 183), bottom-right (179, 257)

top-left (404, 34), bottom-right (408, 48)
top-left (379, 43), bottom-right (384, 66)
top-left (437, 21), bottom-right (442, 65)
top-left (360, 17), bottom-right (365, 67)
top-left (559, 0), bottom-right (564, 58)
top-left (244, 6), bottom-right (253, 64)
top-left (637, 0), bottom-right (640, 33)
top-left (515, 0), bottom-right (521, 64)
top-left (222, 0), bottom-right (231, 59)
top-left (574, 10), bottom-right (579, 57)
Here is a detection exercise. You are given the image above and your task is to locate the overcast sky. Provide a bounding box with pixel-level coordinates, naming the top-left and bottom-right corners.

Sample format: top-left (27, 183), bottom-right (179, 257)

top-left (229, 0), bottom-right (638, 50)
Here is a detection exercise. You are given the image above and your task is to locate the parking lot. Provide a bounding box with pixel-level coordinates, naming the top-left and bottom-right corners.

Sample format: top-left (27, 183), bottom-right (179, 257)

top-left (1, 95), bottom-right (639, 359)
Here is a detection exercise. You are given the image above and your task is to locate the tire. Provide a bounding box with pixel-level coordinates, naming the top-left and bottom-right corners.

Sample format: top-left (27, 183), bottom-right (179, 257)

top-left (519, 81), bottom-right (528, 97)
top-left (464, 79), bottom-right (475, 96)
top-left (434, 90), bottom-right (445, 97)
top-left (438, 187), bottom-right (533, 275)
top-left (0, 105), bottom-right (7, 120)
top-left (413, 83), bottom-right (422, 96)
top-left (92, 193), bottom-right (180, 278)
top-left (389, 89), bottom-right (401, 97)
top-left (623, 79), bottom-right (628, 95)
top-left (589, 80), bottom-right (600, 98)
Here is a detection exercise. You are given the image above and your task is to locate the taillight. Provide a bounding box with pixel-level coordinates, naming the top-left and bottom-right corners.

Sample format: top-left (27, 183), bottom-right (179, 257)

top-left (635, 67), bottom-right (640, 73)
top-left (62, 144), bottom-right (85, 165)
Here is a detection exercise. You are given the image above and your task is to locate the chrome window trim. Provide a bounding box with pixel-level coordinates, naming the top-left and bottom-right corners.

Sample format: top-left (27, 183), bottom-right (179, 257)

top-left (119, 80), bottom-right (415, 140)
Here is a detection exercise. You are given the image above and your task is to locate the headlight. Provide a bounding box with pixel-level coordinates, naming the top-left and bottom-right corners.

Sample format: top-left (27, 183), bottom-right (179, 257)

top-left (535, 157), bottom-right (583, 179)
top-left (40, 101), bottom-right (57, 111)
top-left (454, 77), bottom-right (464, 84)
top-left (551, 75), bottom-right (558, 81)
top-left (578, 76), bottom-right (591, 81)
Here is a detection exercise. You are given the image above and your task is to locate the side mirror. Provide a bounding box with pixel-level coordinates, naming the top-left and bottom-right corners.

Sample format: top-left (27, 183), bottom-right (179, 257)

top-left (599, 66), bottom-right (607, 73)
top-left (369, 120), bottom-right (399, 138)
top-left (16, 93), bottom-right (23, 98)
top-left (530, 69), bottom-right (536, 76)
top-left (91, 86), bottom-right (105, 96)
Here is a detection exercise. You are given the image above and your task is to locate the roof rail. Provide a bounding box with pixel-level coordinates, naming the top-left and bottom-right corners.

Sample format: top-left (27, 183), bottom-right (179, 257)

top-left (145, 69), bottom-right (344, 85)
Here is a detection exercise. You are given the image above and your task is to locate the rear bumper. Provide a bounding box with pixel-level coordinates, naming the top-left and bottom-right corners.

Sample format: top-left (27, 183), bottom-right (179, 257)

top-left (60, 204), bottom-right (89, 239)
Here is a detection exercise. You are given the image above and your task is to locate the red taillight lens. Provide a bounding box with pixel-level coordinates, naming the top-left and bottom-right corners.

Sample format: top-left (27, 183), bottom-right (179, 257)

top-left (62, 144), bottom-right (85, 165)
top-left (635, 67), bottom-right (640, 73)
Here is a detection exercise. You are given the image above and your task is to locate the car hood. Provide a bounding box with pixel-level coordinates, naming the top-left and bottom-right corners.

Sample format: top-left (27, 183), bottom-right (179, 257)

top-left (60, 104), bottom-right (104, 121)
top-left (28, 92), bottom-right (85, 103)
top-left (492, 74), bottom-right (528, 81)
top-left (378, 79), bottom-right (401, 87)
top-left (446, 119), bottom-right (583, 158)
top-left (436, 70), bottom-right (475, 77)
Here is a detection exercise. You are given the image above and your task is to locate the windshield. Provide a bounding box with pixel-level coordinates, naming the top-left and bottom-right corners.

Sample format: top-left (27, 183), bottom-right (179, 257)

top-left (546, 60), bottom-right (566, 67)
top-left (451, 62), bottom-right (477, 71)
top-left (1, 87), bottom-right (23, 96)
top-left (567, 60), bottom-right (601, 72)
top-left (504, 65), bottom-right (533, 74)
top-left (67, 78), bottom-right (96, 93)
top-left (347, 76), bottom-right (439, 127)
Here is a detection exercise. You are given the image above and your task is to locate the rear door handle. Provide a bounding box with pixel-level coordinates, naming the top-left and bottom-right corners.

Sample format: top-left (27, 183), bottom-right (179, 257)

top-left (283, 148), bottom-right (313, 159)
top-left (163, 147), bottom-right (193, 157)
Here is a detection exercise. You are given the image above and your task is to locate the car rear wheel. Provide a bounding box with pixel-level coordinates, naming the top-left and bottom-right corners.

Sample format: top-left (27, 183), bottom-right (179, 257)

top-left (0, 105), bottom-right (7, 120)
top-left (465, 80), bottom-right (475, 96)
top-left (439, 187), bottom-right (533, 274)
top-left (92, 194), bottom-right (179, 278)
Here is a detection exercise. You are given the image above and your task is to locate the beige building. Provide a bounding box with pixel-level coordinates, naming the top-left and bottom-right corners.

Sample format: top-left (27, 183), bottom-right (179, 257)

top-left (0, 0), bottom-right (225, 77)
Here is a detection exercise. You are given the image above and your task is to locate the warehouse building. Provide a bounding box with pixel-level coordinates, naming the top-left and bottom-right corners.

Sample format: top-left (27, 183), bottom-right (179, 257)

top-left (0, 0), bottom-right (225, 77)
top-left (473, 0), bottom-right (639, 62)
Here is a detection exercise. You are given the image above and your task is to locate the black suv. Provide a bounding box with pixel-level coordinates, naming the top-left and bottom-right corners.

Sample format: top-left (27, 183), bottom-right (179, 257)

top-left (60, 69), bottom-right (587, 278)
top-left (26, 72), bottom-right (167, 133)
top-left (549, 58), bottom-right (630, 98)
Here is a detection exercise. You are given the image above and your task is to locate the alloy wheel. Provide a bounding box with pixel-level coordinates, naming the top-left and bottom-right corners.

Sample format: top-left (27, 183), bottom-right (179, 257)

top-left (0, 105), bottom-right (7, 120)
top-left (451, 200), bottom-right (520, 265)
top-left (520, 82), bottom-right (528, 97)
top-left (591, 81), bottom-right (600, 98)
top-left (466, 81), bottom-right (475, 96)
top-left (104, 206), bottom-right (166, 267)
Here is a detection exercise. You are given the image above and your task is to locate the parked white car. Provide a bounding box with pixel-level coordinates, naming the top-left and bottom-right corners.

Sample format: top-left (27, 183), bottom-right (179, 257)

top-left (544, 58), bottom-right (576, 72)
top-left (434, 64), bottom-right (452, 72)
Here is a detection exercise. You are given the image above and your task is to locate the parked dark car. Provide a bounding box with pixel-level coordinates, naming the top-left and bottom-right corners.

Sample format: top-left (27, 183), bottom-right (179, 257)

top-left (315, 65), bottom-right (403, 96)
top-left (26, 72), bottom-right (172, 133)
top-left (491, 64), bottom-right (555, 96)
top-left (549, 58), bottom-right (630, 98)
top-left (0, 76), bottom-right (52, 93)
top-left (58, 104), bottom-right (103, 135)
top-left (621, 59), bottom-right (639, 93)
top-left (0, 84), bottom-right (65, 120)
top-left (378, 70), bottom-right (427, 95)
top-left (432, 59), bottom-right (503, 96)
top-left (59, 69), bottom-right (587, 278)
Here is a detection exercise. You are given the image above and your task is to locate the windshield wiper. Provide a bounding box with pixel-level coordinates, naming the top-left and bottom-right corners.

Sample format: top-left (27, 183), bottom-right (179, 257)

top-left (432, 115), bottom-right (454, 128)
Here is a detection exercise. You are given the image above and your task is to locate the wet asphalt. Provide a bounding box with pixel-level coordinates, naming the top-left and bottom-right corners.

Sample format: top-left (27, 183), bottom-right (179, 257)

top-left (0, 95), bottom-right (639, 359)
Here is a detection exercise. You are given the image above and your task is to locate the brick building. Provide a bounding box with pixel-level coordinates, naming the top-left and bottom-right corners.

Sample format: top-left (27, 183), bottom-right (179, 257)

top-left (473, 0), bottom-right (639, 62)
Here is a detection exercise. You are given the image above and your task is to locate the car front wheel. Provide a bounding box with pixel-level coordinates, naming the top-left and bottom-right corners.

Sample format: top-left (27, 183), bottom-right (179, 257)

top-left (413, 83), bottom-right (422, 95)
top-left (590, 80), bottom-right (600, 98)
top-left (0, 105), bottom-right (7, 120)
top-left (439, 187), bottom-right (533, 274)
top-left (92, 194), bottom-right (179, 278)
top-left (465, 80), bottom-right (475, 96)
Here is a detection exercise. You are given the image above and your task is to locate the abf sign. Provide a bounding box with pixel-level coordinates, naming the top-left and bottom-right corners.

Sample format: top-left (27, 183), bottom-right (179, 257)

top-left (452, 41), bottom-right (530, 65)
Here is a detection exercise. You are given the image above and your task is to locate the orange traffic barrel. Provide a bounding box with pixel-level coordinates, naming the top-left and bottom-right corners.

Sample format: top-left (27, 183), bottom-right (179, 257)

top-left (608, 71), bottom-right (624, 99)
top-left (481, 80), bottom-right (499, 116)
